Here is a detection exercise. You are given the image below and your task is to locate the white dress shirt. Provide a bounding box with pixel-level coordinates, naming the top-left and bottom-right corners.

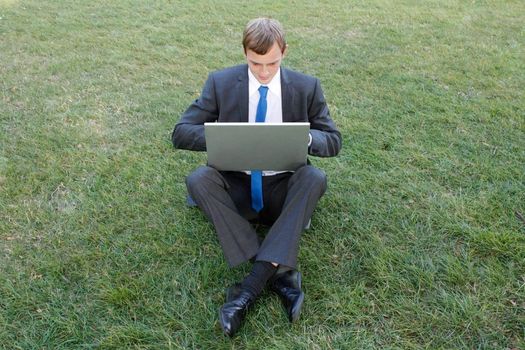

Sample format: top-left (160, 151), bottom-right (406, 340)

top-left (248, 68), bottom-right (283, 123)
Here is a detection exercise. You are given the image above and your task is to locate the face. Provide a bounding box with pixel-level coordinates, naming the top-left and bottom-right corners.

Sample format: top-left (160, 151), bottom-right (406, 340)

top-left (245, 42), bottom-right (287, 84)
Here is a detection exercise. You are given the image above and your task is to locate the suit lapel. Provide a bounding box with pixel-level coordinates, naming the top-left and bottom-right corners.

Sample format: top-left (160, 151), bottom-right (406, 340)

top-left (281, 68), bottom-right (296, 122)
top-left (236, 66), bottom-right (249, 122)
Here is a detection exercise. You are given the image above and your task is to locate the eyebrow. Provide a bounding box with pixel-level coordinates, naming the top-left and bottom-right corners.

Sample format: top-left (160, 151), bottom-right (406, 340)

top-left (248, 59), bottom-right (280, 65)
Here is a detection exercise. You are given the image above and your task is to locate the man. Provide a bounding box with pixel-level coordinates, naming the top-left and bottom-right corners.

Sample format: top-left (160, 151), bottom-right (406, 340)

top-left (171, 18), bottom-right (341, 336)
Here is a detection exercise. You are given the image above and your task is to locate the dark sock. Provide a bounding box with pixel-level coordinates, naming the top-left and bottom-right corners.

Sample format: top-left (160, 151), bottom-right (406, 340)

top-left (240, 261), bottom-right (277, 298)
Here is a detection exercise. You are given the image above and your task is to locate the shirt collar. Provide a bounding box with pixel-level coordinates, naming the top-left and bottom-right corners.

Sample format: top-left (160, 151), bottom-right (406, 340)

top-left (248, 67), bottom-right (281, 97)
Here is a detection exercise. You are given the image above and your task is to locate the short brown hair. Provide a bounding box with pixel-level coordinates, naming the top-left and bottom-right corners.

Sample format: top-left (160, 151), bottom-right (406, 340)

top-left (243, 18), bottom-right (286, 55)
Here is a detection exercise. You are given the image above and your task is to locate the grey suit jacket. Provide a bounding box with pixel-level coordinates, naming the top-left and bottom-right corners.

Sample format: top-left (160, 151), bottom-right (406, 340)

top-left (172, 64), bottom-right (342, 157)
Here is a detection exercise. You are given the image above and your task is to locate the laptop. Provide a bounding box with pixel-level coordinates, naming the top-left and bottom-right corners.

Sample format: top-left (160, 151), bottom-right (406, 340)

top-left (204, 122), bottom-right (310, 171)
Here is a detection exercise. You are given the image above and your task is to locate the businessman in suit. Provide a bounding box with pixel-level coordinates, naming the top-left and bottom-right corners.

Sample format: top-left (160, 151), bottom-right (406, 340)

top-left (171, 18), bottom-right (341, 336)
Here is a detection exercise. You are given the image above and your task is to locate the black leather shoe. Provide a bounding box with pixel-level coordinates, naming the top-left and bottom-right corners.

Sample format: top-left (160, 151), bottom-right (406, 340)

top-left (225, 283), bottom-right (242, 302)
top-left (270, 270), bottom-right (305, 322)
top-left (219, 289), bottom-right (255, 337)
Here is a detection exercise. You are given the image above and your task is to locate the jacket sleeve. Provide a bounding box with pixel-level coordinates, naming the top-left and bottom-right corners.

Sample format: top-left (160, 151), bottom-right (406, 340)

top-left (308, 79), bottom-right (342, 157)
top-left (171, 73), bottom-right (218, 151)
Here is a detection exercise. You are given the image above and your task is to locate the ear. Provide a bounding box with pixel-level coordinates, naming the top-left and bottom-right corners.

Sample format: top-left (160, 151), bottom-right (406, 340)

top-left (282, 44), bottom-right (289, 58)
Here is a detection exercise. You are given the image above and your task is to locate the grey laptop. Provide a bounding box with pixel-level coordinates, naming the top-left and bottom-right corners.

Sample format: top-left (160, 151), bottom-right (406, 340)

top-left (204, 122), bottom-right (310, 171)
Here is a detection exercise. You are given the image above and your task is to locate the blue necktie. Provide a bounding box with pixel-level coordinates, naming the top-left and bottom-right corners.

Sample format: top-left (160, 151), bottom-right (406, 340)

top-left (251, 86), bottom-right (268, 212)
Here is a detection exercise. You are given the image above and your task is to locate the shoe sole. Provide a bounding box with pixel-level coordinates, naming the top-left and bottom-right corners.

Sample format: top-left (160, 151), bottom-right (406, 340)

top-left (291, 271), bottom-right (303, 323)
top-left (290, 291), bottom-right (305, 323)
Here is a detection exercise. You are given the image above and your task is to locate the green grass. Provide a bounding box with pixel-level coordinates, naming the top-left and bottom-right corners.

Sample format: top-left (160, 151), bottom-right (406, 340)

top-left (1, 0), bottom-right (524, 348)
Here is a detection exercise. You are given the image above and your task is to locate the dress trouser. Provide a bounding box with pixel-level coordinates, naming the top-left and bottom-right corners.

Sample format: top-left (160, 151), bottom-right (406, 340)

top-left (186, 165), bottom-right (327, 268)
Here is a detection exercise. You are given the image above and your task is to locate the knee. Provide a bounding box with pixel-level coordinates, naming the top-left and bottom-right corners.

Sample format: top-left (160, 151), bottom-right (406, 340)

top-left (295, 165), bottom-right (327, 192)
top-left (186, 166), bottom-right (222, 193)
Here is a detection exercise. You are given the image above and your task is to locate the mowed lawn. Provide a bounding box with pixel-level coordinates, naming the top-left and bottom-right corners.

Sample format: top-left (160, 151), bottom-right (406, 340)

top-left (0, 0), bottom-right (524, 348)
